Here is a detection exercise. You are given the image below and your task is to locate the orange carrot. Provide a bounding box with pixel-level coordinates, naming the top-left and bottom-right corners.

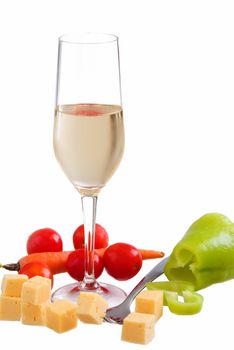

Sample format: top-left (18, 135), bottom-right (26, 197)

top-left (1, 248), bottom-right (164, 275)
top-left (2, 251), bottom-right (71, 274)
top-left (0, 248), bottom-right (106, 274)
top-left (139, 249), bottom-right (164, 260)
top-left (94, 248), bottom-right (106, 259)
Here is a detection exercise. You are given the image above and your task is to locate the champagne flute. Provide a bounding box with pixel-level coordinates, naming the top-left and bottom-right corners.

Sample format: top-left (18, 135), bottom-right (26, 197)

top-left (52, 33), bottom-right (126, 306)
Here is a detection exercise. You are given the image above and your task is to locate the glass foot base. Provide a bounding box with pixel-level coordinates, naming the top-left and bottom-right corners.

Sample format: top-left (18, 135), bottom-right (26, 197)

top-left (51, 282), bottom-right (127, 308)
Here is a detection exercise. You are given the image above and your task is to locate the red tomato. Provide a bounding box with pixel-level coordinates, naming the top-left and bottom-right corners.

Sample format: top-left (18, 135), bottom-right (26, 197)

top-left (19, 262), bottom-right (54, 287)
top-left (103, 243), bottom-right (143, 281)
top-left (27, 228), bottom-right (63, 254)
top-left (73, 224), bottom-right (109, 250)
top-left (66, 249), bottom-right (104, 281)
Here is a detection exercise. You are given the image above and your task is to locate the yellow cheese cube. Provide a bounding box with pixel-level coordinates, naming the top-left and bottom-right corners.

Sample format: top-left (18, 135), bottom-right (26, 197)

top-left (21, 276), bottom-right (51, 305)
top-left (135, 290), bottom-right (163, 321)
top-left (1, 274), bottom-right (28, 297)
top-left (77, 292), bottom-right (108, 324)
top-left (0, 295), bottom-right (21, 321)
top-left (121, 312), bottom-right (155, 345)
top-left (29, 276), bottom-right (51, 288)
top-left (46, 299), bottom-right (77, 333)
top-left (21, 302), bottom-right (48, 326)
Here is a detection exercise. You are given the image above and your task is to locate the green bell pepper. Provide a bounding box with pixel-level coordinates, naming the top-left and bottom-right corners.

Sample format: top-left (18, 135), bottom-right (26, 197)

top-left (165, 290), bottom-right (204, 315)
top-left (146, 280), bottom-right (195, 305)
top-left (146, 280), bottom-right (203, 314)
top-left (165, 213), bottom-right (234, 290)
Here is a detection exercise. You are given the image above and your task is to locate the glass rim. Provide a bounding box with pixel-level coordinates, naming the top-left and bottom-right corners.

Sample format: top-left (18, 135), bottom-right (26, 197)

top-left (59, 32), bottom-right (119, 45)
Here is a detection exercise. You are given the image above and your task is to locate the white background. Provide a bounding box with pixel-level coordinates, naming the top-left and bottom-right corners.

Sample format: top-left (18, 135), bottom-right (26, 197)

top-left (0, 0), bottom-right (234, 348)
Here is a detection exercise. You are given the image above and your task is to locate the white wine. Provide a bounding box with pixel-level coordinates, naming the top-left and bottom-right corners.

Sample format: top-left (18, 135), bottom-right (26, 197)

top-left (54, 103), bottom-right (124, 195)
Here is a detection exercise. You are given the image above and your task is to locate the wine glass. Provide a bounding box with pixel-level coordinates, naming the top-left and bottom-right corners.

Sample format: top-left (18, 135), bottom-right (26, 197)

top-left (52, 33), bottom-right (126, 307)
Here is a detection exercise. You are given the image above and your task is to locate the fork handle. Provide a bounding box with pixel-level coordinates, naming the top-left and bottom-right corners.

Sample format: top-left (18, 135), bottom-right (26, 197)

top-left (123, 256), bottom-right (169, 305)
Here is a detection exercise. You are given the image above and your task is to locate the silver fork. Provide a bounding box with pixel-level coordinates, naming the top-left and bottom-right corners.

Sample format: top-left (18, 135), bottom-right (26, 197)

top-left (104, 256), bottom-right (169, 324)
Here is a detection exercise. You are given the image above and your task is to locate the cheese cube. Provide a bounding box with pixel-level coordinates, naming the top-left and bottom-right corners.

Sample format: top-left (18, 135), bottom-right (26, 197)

top-left (121, 312), bottom-right (155, 345)
top-left (46, 300), bottom-right (77, 333)
top-left (21, 302), bottom-right (48, 326)
top-left (77, 292), bottom-right (108, 324)
top-left (21, 276), bottom-right (51, 305)
top-left (1, 274), bottom-right (28, 297)
top-left (135, 290), bottom-right (163, 321)
top-left (29, 275), bottom-right (51, 288)
top-left (0, 295), bottom-right (21, 321)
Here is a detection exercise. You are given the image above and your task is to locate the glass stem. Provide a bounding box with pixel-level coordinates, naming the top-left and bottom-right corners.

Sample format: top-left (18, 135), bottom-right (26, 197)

top-left (81, 195), bottom-right (99, 289)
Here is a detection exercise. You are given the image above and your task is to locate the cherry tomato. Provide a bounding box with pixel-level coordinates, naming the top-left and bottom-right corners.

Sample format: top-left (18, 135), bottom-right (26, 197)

top-left (66, 249), bottom-right (104, 281)
top-left (103, 243), bottom-right (143, 281)
top-left (27, 228), bottom-right (63, 254)
top-left (73, 224), bottom-right (109, 249)
top-left (19, 262), bottom-right (54, 287)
